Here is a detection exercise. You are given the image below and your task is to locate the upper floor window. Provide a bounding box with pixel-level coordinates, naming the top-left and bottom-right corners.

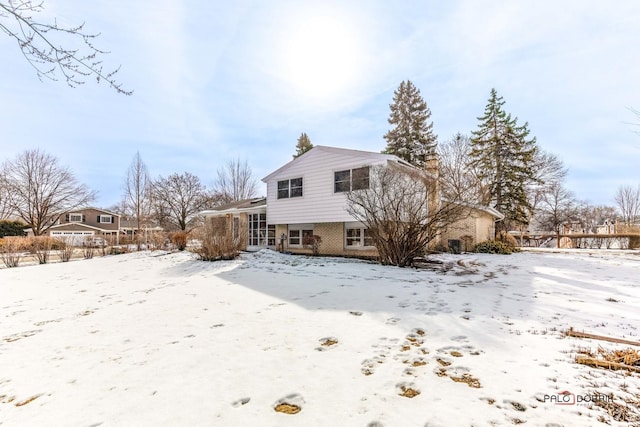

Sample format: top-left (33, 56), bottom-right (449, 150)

top-left (69, 214), bottom-right (83, 222)
top-left (277, 177), bottom-right (303, 199)
top-left (334, 166), bottom-right (370, 193)
top-left (99, 215), bottom-right (113, 224)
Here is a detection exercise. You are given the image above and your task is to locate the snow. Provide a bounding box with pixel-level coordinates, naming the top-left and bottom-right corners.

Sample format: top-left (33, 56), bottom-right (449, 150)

top-left (1, 249), bottom-right (639, 426)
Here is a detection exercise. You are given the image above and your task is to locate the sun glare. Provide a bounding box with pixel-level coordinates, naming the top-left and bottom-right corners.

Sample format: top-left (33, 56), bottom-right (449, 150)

top-left (276, 8), bottom-right (363, 104)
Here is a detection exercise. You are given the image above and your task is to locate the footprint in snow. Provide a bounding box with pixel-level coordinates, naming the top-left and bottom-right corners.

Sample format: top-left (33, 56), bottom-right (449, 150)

top-left (231, 397), bottom-right (250, 407)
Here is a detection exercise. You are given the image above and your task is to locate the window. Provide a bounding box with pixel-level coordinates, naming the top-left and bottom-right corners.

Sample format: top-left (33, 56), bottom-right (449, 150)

top-left (277, 177), bottom-right (303, 199)
top-left (267, 224), bottom-right (276, 246)
top-left (233, 217), bottom-right (240, 239)
top-left (248, 213), bottom-right (268, 246)
top-left (99, 215), bottom-right (112, 224)
top-left (288, 228), bottom-right (313, 246)
top-left (334, 167), bottom-right (369, 192)
top-left (345, 226), bottom-right (375, 248)
top-left (69, 214), bottom-right (82, 222)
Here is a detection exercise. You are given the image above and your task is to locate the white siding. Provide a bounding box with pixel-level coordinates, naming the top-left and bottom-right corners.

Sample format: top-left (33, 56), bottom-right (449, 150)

top-left (264, 147), bottom-right (394, 224)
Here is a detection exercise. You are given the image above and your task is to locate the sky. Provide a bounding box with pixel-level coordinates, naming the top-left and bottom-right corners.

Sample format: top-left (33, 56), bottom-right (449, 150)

top-left (1, 0), bottom-right (639, 209)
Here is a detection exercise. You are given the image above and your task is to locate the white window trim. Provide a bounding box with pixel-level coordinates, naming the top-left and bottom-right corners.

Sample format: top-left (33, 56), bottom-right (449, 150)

top-left (333, 166), bottom-right (370, 193)
top-left (344, 222), bottom-right (375, 249)
top-left (69, 214), bottom-right (83, 222)
top-left (277, 177), bottom-right (303, 199)
top-left (99, 215), bottom-right (112, 224)
top-left (288, 224), bottom-right (314, 247)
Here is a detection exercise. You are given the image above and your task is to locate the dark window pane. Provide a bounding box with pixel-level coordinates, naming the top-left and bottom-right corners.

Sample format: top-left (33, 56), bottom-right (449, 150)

top-left (352, 167), bottom-right (370, 190)
top-left (334, 170), bottom-right (350, 193)
top-left (277, 189), bottom-right (289, 199)
top-left (345, 228), bottom-right (361, 246)
top-left (277, 180), bottom-right (289, 199)
top-left (363, 228), bottom-right (374, 247)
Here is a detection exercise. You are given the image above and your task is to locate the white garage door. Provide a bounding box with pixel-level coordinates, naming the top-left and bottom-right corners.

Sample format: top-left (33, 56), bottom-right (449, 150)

top-left (50, 231), bottom-right (94, 246)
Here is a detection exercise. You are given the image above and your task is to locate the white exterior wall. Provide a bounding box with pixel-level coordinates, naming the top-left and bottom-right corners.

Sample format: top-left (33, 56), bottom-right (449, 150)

top-left (264, 147), bottom-right (396, 225)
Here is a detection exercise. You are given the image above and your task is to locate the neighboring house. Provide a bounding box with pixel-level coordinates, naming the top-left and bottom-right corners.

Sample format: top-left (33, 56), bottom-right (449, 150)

top-left (119, 219), bottom-right (164, 238)
top-left (45, 208), bottom-right (121, 245)
top-left (202, 146), bottom-right (502, 257)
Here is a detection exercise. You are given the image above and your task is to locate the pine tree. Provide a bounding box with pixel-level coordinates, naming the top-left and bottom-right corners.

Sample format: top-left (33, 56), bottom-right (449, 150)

top-left (293, 132), bottom-right (314, 158)
top-left (383, 80), bottom-right (437, 167)
top-left (469, 88), bottom-right (539, 233)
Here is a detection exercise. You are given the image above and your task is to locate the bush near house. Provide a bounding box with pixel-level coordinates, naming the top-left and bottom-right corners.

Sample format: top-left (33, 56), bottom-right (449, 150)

top-left (473, 240), bottom-right (514, 255)
top-left (170, 232), bottom-right (188, 251)
top-left (192, 217), bottom-right (244, 261)
top-left (302, 234), bottom-right (322, 256)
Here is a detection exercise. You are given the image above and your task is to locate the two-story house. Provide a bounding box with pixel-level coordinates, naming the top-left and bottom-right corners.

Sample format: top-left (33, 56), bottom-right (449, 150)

top-left (45, 207), bottom-right (121, 245)
top-left (201, 146), bottom-right (502, 256)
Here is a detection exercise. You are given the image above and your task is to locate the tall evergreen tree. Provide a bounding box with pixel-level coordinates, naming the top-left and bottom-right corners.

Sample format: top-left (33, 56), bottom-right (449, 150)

top-left (383, 80), bottom-right (437, 168)
top-left (469, 88), bottom-right (539, 233)
top-left (293, 132), bottom-right (314, 158)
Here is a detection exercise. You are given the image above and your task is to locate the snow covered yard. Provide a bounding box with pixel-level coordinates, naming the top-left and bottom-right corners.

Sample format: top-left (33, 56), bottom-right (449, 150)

top-left (1, 249), bottom-right (639, 426)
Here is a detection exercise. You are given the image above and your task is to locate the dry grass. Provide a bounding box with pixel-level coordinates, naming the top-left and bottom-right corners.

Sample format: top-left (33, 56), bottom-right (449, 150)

top-left (593, 393), bottom-right (640, 423)
top-left (320, 338), bottom-right (338, 347)
top-left (399, 386), bottom-right (420, 398)
top-left (436, 358), bottom-right (451, 367)
top-left (450, 373), bottom-right (482, 388)
top-left (274, 403), bottom-right (301, 414)
top-left (14, 394), bottom-right (42, 407)
top-left (598, 347), bottom-right (640, 366)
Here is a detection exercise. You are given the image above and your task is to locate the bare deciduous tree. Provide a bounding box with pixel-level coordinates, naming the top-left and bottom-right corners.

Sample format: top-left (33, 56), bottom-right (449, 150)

top-left (151, 172), bottom-right (210, 231)
top-left (123, 152), bottom-right (151, 245)
top-left (614, 184), bottom-right (640, 225)
top-left (0, 0), bottom-right (131, 94)
top-left (577, 202), bottom-right (618, 233)
top-left (535, 182), bottom-right (578, 247)
top-left (438, 133), bottom-right (487, 204)
top-left (345, 163), bottom-right (467, 267)
top-left (2, 148), bottom-right (95, 235)
top-left (0, 169), bottom-right (15, 220)
top-left (214, 159), bottom-right (257, 203)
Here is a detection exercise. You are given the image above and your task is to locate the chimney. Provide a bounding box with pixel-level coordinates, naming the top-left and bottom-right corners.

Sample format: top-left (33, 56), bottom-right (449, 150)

top-left (424, 153), bottom-right (440, 212)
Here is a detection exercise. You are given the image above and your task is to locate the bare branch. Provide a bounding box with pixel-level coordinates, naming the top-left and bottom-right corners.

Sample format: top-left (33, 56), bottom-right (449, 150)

top-left (345, 163), bottom-right (468, 266)
top-left (213, 159), bottom-right (258, 203)
top-left (2, 148), bottom-right (96, 235)
top-left (0, 0), bottom-right (131, 94)
top-left (151, 172), bottom-right (210, 231)
top-left (614, 184), bottom-right (640, 225)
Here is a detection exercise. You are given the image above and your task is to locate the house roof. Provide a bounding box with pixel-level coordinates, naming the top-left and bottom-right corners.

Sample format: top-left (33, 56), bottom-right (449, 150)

top-left (70, 207), bottom-right (122, 217)
top-left (261, 145), bottom-right (413, 182)
top-left (119, 220), bottom-right (163, 230)
top-left (200, 197), bottom-right (267, 216)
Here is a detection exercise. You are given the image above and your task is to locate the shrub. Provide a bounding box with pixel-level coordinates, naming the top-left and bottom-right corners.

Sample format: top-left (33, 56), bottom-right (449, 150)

top-left (149, 231), bottom-right (169, 251)
top-left (82, 245), bottom-right (95, 259)
top-left (192, 217), bottom-right (244, 261)
top-left (473, 240), bottom-right (514, 255)
top-left (302, 234), bottom-right (322, 256)
top-left (0, 220), bottom-right (27, 237)
top-left (57, 237), bottom-right (75, 262)
top-left (496, 231), bottom-right (519, 249)
top-left (0, 237), bottom-right (24, 267)
top-left (170, 231), bottom-right (188, 251)
top-left (32, 236), bottom-right (53, 264)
